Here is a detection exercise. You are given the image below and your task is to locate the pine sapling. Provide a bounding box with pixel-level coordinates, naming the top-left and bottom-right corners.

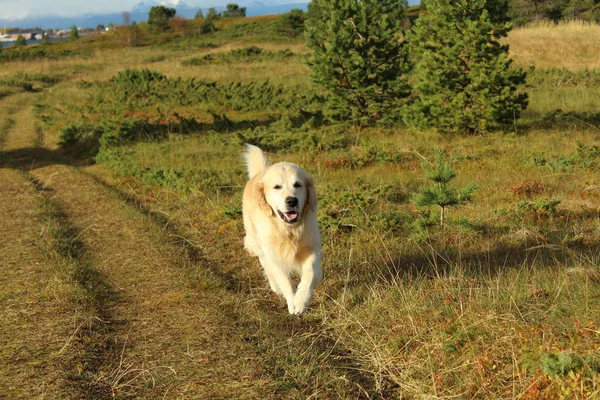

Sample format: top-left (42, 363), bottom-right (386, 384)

top-left (413, 148), bottom-right (477, 227)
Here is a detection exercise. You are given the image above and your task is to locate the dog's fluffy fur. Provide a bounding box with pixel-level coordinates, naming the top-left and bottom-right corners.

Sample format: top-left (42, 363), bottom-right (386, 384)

top-left (242, 144), bottom-right (322, 314)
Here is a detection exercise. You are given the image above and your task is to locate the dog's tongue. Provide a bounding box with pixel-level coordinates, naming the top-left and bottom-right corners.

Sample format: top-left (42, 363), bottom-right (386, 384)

top-left (283, 211), bottom-right (298, 221)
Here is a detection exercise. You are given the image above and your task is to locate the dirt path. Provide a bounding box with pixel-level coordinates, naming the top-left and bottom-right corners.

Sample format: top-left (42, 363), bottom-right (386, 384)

top-left (1, 94), bottom-right (270, 399)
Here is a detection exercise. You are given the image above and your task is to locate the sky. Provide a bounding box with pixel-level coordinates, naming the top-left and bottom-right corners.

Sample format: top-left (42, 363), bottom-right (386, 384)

top-left (0, 0), bottom-right (306, 19)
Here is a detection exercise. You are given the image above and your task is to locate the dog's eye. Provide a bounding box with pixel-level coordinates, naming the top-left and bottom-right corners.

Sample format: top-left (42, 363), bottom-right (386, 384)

top-left (273, 185), bottom-right (282, 190)
top-left (293, 182), bottom-right (302, 188)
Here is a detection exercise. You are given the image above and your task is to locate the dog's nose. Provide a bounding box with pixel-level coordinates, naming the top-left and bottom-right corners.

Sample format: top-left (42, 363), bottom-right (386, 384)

top-left (286, 197), bottom-right (298, 208)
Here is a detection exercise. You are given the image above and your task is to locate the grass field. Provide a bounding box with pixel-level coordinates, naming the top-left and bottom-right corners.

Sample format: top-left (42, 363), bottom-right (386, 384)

top-left (1, 18), bottom-right (599, 399)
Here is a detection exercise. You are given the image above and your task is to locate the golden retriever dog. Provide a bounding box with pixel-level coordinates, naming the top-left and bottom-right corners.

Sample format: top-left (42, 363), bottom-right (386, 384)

top-left (242, 144), bottom-right (322, 315)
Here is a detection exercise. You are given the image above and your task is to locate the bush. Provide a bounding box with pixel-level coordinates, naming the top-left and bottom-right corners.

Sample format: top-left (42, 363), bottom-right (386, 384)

top-left (236, 117), bottom-right (350, 153)
top-left (69, 26), bottom-right (79, 41)
top-left (181, 46), bottom-right (294, 65)
top-left (52, 68), bottom-right (325, 155)
top-left (412, 148), bottom-right (477, 227)
top-left (15, 35), bottom-right (27, 47)
top-left (0, 47), bottom-right (93, 63)
top-left (277, 9), bottom-right (307, 38)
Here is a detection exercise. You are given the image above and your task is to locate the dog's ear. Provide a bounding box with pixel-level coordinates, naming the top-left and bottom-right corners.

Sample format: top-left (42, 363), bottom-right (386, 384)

top-left (254, 182), bottom-right (274, 216)
top-left (305, 175), bottom-right (317, 214)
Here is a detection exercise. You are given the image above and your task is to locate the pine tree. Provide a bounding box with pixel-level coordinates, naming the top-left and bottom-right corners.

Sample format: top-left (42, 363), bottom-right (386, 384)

top-left (129, 21), bottom-right (142, 47)
top-left (69, 26), bottom-right (79, 41)
top-left (201, 13), bottom-right (216, 35)
top-left (206, 8), bottom-right (219, 20)
top-left (406, 0), bottom-right (528, 134)
top-left (15, 35), bottom-right (27, 47)
top-left (148, 5), bottom-right (176, 33)
top-left (304, 0), bottom-right (411, 126)
top-left (278, 9), bottom-right (307, 38)
top-left (222, 3), bottom-right (247, 18)
top-left (413, 148), bottom-right (477, 227)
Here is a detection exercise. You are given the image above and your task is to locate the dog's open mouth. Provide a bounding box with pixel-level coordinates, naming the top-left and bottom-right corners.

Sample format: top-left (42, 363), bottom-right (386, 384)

top-left (278, 210), bottom-right (299, 224)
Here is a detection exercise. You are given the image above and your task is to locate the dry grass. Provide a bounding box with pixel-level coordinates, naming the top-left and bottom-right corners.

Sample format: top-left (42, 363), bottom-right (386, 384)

top-left (507, 20), bottom-right (600, 69)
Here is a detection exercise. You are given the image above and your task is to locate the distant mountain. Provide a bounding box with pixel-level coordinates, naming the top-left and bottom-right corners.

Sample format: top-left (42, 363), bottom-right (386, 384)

top-left (0, 1), bottom-right (420, 30)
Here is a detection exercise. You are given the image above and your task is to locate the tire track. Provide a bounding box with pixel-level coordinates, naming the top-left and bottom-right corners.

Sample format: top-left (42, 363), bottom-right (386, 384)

top-left (28, 175), bottom-right (119, 398)
top-left (27, 163), bottom-right (270, 399)
top-left (0, 168), bottom-right (75, 398)
top-left (1, 92), bottom-right (269, 398)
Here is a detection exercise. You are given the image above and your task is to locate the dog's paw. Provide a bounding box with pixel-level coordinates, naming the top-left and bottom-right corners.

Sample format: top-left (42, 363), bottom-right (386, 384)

top-left (292, 293), bottom-right (309, 315)
top-left (292, 303), bottom-right (306, 315)
top-left (287, 301), bottom-right (298, 315)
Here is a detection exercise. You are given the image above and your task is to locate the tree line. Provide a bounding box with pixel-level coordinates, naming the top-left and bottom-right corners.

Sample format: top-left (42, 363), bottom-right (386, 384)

top-left (508, 0), bottom-right (600, 24)
top-left (141, 0), bottom-right (533, 134)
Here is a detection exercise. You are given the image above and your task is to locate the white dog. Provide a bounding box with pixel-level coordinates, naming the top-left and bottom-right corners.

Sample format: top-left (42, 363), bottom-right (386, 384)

top-left (242, 144), bottom-right (322, 315)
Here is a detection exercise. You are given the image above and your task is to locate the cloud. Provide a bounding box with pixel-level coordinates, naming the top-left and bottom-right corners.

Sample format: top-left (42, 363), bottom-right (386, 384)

top-left (0, 1), bottom-right (30, 19)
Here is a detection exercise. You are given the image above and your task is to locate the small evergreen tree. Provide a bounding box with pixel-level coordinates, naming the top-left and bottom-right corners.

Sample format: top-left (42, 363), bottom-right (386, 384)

top-left (277, 9), bottom-right (307, 38)
top-left (129, 21), bottom-right (142, 46)
top-left (148, 5), bottom-right (176, 33)
top-left (201, 14), bottom-right (216, 34)
top-left (15, 34), bottom-right (27, 46)
top-left (69, 26), bottom-right (79, 41)
top-left (222, 3), bottom-right (247, 17)
top-left (305, 0), bottom-right (412, 125)
top-left (195, 9), bottom-right (204, 19)
top-left (406, 0), bottom-right (528, 135)
top-left (206, 8), bottom-right (220, 20)
top-left (413, 148), bottom-right (477, 227)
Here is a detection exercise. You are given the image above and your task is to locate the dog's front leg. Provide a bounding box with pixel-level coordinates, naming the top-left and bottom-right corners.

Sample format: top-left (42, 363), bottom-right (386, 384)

top-left (293, 253), bottom-right (322, 314)
top-left (260, 255), bottom-right (297, 314)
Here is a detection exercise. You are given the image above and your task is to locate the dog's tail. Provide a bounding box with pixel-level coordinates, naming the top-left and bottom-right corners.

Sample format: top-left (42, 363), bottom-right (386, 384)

top-left (244, 144), bottom-right (269, 179)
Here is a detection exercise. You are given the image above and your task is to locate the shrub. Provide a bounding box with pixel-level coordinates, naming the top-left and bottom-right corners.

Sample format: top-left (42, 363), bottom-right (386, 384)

top-left (277, 9), bottom-right (307, 38)
top-left (181, 46), bottom-right (294, 65)
top-left (69, 26), bottom-right (79, 41)
top-left (52, 68), bottom-right (325, 155)
top-left (15, 35), bottom-right (27, 47)
top-left (236, 117), bottom-right (350, 153)
top-left (0, 47), bottom-right (93, 63)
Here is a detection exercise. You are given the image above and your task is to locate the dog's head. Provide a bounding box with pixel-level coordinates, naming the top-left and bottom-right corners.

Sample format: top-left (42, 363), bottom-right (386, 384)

top-left (254, 162), bottom-right (316, 225)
